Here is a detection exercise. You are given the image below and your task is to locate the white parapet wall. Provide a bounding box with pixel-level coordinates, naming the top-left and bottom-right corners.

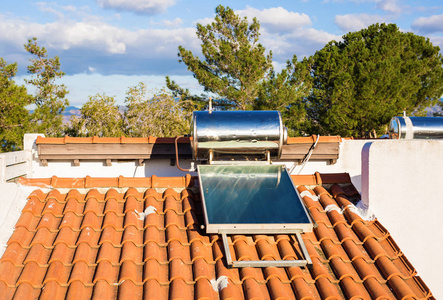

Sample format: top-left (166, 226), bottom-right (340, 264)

top-left (361, 140), bottom-right (443, 299)
top-left (288, 139), bottom-right (369, 191)
top-left (0, 151), bottom-right (28, 182)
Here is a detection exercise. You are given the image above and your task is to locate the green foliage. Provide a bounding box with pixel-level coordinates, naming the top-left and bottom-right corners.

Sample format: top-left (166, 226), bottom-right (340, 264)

top-left (25, 37), bottom-right (69, 136)
top-left (254, 55), bottom-right (313, 136)
top-left (165, 77), bottom-right (208, 112)
top-left (0, 59), bottom-right (33, 151)
top-left (124, 83), bottom-right (191, 137)
top-left (68, 94), bottom-right (124, 137)
top-left (169, 5), bottom-right (272, 110)
top-left (66, 83), bottom-right (191, 138)
top-left (435, 100), bottom-right (443, 117)
top-left (308, 23), bottom-right (443, 138)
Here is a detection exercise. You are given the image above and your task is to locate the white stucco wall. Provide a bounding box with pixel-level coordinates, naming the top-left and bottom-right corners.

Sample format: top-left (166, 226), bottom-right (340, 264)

top-left (0, 183), bottom-right (50, 257)
top-left (30, 158), bottom-right (198, 178)
top-left (361, 140), bottom-right (443, 299)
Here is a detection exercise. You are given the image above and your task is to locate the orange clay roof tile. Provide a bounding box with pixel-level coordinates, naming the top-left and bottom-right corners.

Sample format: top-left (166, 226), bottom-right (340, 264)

top-left (36, 135), bottom-right (342, 146)
top-left (0, 174), bottom-right (434, 300)
top-left (36, 136), bottom-right (190, 145)
top-left (286, 135), bottom-right (342, 144)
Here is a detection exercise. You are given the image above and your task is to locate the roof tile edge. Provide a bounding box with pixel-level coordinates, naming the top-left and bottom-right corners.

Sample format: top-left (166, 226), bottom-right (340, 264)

top-left (18, 174), bottom-right (195, 189)
top-left (36, 136), bottom-right (342, 145)
top-left (18, 173), bottom-right (349, 189)
top-left (287, 135), bottom-right (342, 144)
top-left (36, 136), bottom-right (191, 145)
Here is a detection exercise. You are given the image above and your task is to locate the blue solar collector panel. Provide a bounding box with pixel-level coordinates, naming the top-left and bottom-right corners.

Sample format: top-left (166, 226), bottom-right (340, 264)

top-left (198, 164), bottom-right (313, 234)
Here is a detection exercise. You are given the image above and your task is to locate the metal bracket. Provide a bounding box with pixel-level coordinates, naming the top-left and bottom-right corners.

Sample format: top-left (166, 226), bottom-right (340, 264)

top-left (219, 229), bottom-right (312, 268)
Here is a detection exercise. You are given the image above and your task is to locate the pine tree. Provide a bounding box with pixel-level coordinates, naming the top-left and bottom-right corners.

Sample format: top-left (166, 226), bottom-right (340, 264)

top-left (308, 23), bottom-right (443, 138)
top-left (25, 37), bottom-right (69, 136)
top-left (167, 5), bottom-right (272, 110)
top-left (254, 55), bottom-right (314, 136)
top-left (0, 59), bottom-right (33, 151)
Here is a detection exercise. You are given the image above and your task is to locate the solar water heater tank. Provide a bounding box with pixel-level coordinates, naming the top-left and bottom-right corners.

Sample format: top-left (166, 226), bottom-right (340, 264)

top-left (190, 110), bottom-right (288, 161)
top-left (388, 116), bottom-right (443, 139)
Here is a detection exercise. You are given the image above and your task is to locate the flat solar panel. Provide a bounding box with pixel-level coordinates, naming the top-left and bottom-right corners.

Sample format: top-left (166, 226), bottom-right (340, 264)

top-left (198, 164), bottom-right (313, 233)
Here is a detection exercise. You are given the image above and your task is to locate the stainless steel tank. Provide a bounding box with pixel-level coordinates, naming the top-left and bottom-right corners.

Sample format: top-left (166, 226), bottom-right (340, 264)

top-left (191, 111), bottom-right (288, 161)
top-left (388, 116), bottom-right (443, 139)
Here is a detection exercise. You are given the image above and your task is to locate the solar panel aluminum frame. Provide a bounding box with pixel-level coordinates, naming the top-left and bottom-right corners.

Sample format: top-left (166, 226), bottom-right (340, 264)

top-left (197, 164), bottom-right (313, 234)
top-left (219, 229), bottom-right (312, 268)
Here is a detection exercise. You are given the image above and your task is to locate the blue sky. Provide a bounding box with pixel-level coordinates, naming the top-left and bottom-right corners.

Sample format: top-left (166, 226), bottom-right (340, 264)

top-left (1, 0), bottom-right (442, 106)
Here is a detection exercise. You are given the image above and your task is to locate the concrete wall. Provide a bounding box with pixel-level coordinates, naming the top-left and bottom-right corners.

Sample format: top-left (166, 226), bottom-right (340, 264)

top-left (361, 140), bottom-right (443, 299)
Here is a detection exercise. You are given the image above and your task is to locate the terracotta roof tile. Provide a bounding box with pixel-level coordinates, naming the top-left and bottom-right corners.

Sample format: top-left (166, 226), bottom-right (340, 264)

top-left (35, 136), bottom-right (190, 145)
top-left (287, 135), bottom-right (342, 144)
top-left (1, 175), bottom-right (434, 299)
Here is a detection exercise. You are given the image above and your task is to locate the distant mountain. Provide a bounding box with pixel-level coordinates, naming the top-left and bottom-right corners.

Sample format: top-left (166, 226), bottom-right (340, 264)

top-left (425, 101), bottom-right (442, 117)
top-left (62, 106), bottom-right (81, 123)
top-left (63, 106), bottom-right (81, 116)
top-left (28, 106), bottom-right (81, 124)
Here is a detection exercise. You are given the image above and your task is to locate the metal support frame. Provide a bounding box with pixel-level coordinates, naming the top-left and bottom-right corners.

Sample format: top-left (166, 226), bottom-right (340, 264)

top-left (208, 150), bottom-right (272, 165)
top-left (219, 228), bottom-right (312, 268)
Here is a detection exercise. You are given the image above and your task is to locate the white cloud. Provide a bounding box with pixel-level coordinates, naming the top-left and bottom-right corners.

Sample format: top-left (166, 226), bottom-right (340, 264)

top-left (259, 26), bottom-right (341, 60)
top-left (35, 2), bottom-right (92, 19)
top-left (151, 17), bottom-right (183, 28)
top-left (0, 16), bottom-right (197, 56)
top-left (335, 13), bottom-right (388, 32)
top-left (237, 6), bottom-right (312, 33)
top-left (36, 2), bottom-right (65, 19)
top-left (428, 35), bottom-right (443, 50)
top-left (209, 6), bottom-right (337, 60)
top-left (194, 17), bottom-right (214, 27)
top-left (193, 7), bottom-right (332, 60)
top-left (412, 14), bottom-right (443, 34)
top-left (376, 0), bottom-right (401, 14)
top-left (97, 0), bottom-right (176, 15)
top-left (0, 14), bottom-right (199, 76)
top-left (0, 3), bottom-right (343, 80)
top-left (323, 0), bottom-right (402, 14)
top-left (0, 18), bottom-right (127, 54)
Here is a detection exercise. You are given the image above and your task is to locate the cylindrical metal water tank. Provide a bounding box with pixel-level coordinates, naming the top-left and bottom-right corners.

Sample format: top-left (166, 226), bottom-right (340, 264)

top-left (388, 116), bottom-right (443, 139)
top-left (191, 111), bottom-right (288, 160)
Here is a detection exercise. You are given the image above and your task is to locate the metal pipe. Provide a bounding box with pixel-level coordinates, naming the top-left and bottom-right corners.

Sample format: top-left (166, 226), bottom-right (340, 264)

top-left (175, 136), bottom-right (192, 172)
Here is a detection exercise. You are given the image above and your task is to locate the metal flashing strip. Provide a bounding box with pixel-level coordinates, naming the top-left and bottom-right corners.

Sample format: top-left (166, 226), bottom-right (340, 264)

top-left (219, 229), bottom-right (312, 268)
